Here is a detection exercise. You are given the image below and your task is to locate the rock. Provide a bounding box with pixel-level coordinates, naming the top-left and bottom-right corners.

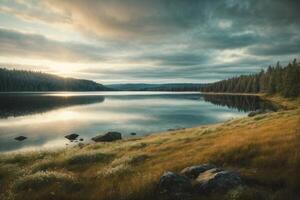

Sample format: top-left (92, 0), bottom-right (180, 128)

top-left (92, 132), bottom-right (122, 142)
top-left (79, 138), bottom-right (84, 141)
top-left (248, 109), bottom-right (274, 117)
top-left (65, 133), bottom-right (79, 141)
top-left (248, 110), bottom-right (263, 117)
top-left (158, 171), bottom-right (192, 196)
top-left (14, 136), bottom-right (27, 141)
top-left (78, 143), bottom-right (84, 148)
top-left (130, 132), bottom-right (137, 136)
top-left (129, 155), bottom-right (149, 164)
top-left (195, 168), bottom-right (242, 193)
top-left (167, 128), bottom-right (185, 131)
top-left (181, 164), bottom-right (216, 179)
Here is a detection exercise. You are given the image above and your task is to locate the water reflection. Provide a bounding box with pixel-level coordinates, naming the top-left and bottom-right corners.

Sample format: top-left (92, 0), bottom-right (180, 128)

top-left (0, 92), bottom-right (278, 153)
top-left (0, 93), bottom-right (105, 118)
top-left (202, 94), bottom-right (279, 112)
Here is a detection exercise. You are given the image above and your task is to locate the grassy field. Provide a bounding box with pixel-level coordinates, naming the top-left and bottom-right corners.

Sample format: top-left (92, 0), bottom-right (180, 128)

top-left (0, 95), bottom-right (299, 200)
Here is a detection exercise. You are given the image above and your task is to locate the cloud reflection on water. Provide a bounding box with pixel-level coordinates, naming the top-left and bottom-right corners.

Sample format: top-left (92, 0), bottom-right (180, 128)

top-left (0, 92), bottom-right (276, 152)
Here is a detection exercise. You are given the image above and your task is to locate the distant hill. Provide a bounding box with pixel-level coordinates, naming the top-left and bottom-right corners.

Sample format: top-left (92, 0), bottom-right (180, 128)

top-left (0, 68), bottom-right (111, 91)
top-left (105, 83), bottom-right (206, 91)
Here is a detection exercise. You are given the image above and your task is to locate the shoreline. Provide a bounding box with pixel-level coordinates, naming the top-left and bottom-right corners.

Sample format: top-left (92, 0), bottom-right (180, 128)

top-left (0, 94), bottom-right (285, 155)
top-left (1, 95), bottom-right (299, 200)
top-left (200, 92), bottom-right (262, 96)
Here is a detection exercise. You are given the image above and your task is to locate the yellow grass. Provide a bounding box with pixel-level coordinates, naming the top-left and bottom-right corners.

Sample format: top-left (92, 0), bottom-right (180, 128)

top-left (0, 95), bottom-right (299, 200)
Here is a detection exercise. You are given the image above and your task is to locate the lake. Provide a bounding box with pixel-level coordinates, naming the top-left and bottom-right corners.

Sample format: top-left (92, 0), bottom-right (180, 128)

top-left (0, 92), bottom-right (277, 153)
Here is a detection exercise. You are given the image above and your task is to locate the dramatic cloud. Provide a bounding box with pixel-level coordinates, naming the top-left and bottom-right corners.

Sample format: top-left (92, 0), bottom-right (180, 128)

top-left (0, 28), bottom-right (109, 62)
top-left (0, 0), bottom-right (299, 83)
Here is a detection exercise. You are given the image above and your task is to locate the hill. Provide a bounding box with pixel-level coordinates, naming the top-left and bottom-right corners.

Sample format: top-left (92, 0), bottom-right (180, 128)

top-left (0, 68), bottom-right (110, 91)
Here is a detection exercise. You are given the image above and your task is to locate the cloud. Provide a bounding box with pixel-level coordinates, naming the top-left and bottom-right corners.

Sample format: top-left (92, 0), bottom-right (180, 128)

top-left (0, 0), bottom-right (300, 83)
top-left (45, 0), bottom-right (209, 40)
top-left (0, 28), bottom-right (109, 62)
top-left (0, 0), bottom-right (69, 24)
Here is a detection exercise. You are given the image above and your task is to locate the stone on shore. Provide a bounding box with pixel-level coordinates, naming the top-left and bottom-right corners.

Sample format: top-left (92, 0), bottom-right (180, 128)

top-left (157, 164), bottom-right (242, 199)
top-left (181, 163), bottom-right (216, 179)
top-left (194, 168), bottom-right (242, 193)
top-left (248, 109), bottom-right (274, 117)
top-left (92, 132), bottom-right (122, 142)
top-left (158, 171), bottom-right (192, 195)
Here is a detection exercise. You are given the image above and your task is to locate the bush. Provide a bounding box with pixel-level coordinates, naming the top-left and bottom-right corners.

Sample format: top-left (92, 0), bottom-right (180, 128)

top-left (13, 171), bottom-right (80, 192)
top-left (31, 159), bottom-right (58, 172)
top-left (0, 152), bottom-right (47, 164)
top-left (66, 151), bottom-right (113, 165)
top-left (226, 186), bottom-right (268, 200)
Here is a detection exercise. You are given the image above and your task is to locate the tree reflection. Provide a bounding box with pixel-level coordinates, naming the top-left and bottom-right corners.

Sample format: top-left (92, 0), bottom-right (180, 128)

top-left (0, 94), bottom-right (105, 118)
top-left (202, 94), bottom-right (279, 112)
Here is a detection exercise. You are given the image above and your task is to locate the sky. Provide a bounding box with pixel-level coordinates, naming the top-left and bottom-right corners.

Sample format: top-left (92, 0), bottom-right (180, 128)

top-left (0, 0), bottom-right (299, 84)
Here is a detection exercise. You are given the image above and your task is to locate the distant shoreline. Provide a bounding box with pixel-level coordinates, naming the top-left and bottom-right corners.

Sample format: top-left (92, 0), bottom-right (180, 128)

top-left (200, 92), bottom-right (262, 96)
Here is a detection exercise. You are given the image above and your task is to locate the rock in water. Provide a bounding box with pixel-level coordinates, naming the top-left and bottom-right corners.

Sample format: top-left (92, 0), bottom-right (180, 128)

top-left (92, 132), bottom-right (122, 142)
top-left (65, 133), bottom-right (79, 141)
top-left (130, 132), bottom-right (137, 136)
top-left (14, 136), bottom-right (27, 141)
top-left (195, 168), bottom-right (242, 193)
top-left (181, 164), bottom-right (216, 179)
top-left (158, 171), bottom-right (192, 196)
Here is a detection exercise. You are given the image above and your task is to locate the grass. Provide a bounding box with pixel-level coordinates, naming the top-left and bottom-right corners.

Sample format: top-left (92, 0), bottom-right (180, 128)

top-left (65, 151), bottom-right (113, 165)
top-left (13, 171), bottom-right (80, 191)
top-left (10, 171), bottom-right (82, 200)
top-left (0, 95), bottom-right (299, 200)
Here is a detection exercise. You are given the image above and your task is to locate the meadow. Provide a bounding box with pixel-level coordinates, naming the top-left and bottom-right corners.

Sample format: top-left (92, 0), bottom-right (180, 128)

top-left (0, 95), bottom-right (299, 200)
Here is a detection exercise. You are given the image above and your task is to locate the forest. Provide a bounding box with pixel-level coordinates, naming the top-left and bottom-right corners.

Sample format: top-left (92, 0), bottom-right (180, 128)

top-left (0, 68), bottom-right (109, 91)
top-left (201, 59), bottom-right (300, 97)
top-left (106, 83), bottom-right (206, 91)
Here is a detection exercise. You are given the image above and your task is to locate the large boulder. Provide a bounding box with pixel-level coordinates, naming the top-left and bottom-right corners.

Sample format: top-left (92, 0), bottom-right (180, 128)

top-left (195, 168), bottom-right (242, 193)
top-left (181, 164), bottom-right (216, 179)
top-left (157, 165), bottom-right (242, 199)
top-left (92, 132), bottom-right (122, 142)
top-left (65, 133), bottom-right (79, 141)
top-left (158, 171), bottom-right (192, 196)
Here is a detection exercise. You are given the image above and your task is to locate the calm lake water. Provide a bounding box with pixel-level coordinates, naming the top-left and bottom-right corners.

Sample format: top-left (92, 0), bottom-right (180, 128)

top-left (0, 92), bottom-right (276, 153)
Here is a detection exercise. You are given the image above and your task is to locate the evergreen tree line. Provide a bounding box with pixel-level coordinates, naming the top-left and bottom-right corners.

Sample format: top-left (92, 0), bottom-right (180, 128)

top-left (144, 84), bottom-right (206, 91)
top-left (201, 59), bottom-right (300, 97)
top-left (0, 68), bottom-right (110, 91)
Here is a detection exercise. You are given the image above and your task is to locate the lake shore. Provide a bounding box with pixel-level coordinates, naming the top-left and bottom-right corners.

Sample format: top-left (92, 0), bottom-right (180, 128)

top-left (1, 95), bottom-right (300, 200)
top-left (201, 92), bottom-right (263, 96)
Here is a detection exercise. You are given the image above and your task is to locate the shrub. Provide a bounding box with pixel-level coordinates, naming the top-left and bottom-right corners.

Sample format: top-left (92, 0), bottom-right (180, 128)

top-left (0, 152), bottom-right (46, 165)
top-left (98, 163), bottom-right (131, 177)
top-left (31, 159), bottom-right (58, 172)
top-left (226, 186), bottom-right (268, 200)
top-left (13, 171), bottom-right (80, 192)
top-left (66, 151), bottom-right (113, 165)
